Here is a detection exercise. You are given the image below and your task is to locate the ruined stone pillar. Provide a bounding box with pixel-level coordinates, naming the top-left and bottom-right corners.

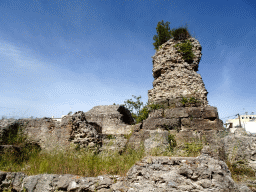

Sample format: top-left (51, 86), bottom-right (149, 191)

top-left (148, 37), bottom-right (208, 107)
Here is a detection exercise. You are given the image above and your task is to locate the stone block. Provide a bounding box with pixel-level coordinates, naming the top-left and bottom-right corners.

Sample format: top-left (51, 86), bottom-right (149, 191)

top-left (101, 135), bottom-right (128, 153)
top-left (181, 118), bottom-right (223, 131)
top-left (164, 108), bottom-right (189, 118)
top-left (127, 129), bottom-right (149, 150)
top-left (143, 117), bottom-right (180, 130)
top-left (168, 98), bottom-right (183, 108)
top-left (187, 107), bottom-right (202, 118)
top-left (148, 109), bottom-right (164, 118)
top-left (202, 106), bottom-right (218, 120)
top-left (153, 99), bottom-right (169, 109)
top-left (84, 105), bottom-right (135, 135)
top-left (131, 123), bottom-right (142, 132)
top-left (144, 130), bottom-right (170, 153)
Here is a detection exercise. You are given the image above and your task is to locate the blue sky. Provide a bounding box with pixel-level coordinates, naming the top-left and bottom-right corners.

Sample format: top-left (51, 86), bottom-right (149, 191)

top-left (0, 0), bottom-right (255, 123)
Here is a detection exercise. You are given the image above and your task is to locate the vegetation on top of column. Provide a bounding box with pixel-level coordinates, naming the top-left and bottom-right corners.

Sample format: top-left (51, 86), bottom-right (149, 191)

top-left (174, 39), bottom-right (195, 63)
top-left (153, 20), bottom-right (194, 51)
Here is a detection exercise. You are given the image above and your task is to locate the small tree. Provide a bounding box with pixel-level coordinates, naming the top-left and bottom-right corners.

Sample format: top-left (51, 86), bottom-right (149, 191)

top-left (67, 111), bottom-right (72, 115)
top-left (123, 96), bottom-right (164, 124)
top-left (153, 20), bottom-right (173, 51)
top-left (124, 95), bottom-right (144, 118)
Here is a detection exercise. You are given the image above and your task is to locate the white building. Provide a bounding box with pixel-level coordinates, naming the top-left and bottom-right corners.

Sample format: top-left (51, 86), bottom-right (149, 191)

top-left (51, 115), bottom-right (67, 122)
top-left (225, 113), bottom-right (256, 133)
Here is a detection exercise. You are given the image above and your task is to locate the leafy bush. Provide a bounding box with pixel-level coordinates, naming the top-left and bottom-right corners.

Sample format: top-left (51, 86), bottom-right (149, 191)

top-left (148, 103), bottom-right (163, 110)
top-left (0, 122), bottom-right (41, 168)
top-left (1, 122), bottom-right (27, 145)
top-left (124, 132), bottom-right (133, 140)
top-left (124, 95), bottom-right (144, 117)
top-left (124, 95), bottom-right (165, 124)
top-left (174, 40), bottom-right (195, 63)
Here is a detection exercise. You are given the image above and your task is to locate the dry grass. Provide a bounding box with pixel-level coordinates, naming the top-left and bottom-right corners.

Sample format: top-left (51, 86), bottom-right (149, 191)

top-left (0, 145), bottom-right (145, 177)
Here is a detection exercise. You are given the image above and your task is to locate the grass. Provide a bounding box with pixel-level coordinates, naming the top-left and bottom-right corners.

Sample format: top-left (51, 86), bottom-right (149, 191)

top-left (0, 119), bottom-right (145, 177)
top-left (0, 119), bottom-right (138, 177)
top-left (225, 143), bottom-right (256, 184)
top-left (226, 160), bottom-right (256, 183)
top-left (184, 140), bottom-right (204, 157)
top-left (0, 118), bottom-right (145, 177)
top-left (0, 145), bottom-right (145, 177)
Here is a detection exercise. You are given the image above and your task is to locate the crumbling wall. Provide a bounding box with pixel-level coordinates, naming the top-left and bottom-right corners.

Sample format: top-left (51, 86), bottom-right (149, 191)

top-left (0, 105), bottom-right (135, 153)
top-left (84, 105), bottom-right (135, 153)
top-left (84, 105), bottom-right (134, 135)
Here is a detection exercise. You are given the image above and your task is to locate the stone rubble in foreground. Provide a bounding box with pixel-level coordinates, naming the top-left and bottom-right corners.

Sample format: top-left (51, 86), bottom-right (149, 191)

top-left (0, 154), bottom-right (251, 192)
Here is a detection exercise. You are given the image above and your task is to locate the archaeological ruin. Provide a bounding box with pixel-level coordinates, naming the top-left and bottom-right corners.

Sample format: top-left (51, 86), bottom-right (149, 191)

top-left (2, 33), bottom-right (255, 191)
top-left (127, 36), bottom-right (224, 154)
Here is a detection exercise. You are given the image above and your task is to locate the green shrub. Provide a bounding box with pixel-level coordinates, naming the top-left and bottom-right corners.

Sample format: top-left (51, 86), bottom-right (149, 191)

top-left (123, 96), bottom-right (166, 124)
top-left (188, 97), bottom-right (198, 104)
top-left (1, 123), bottom-right (27, 145)
top-left (124, 95), bottom-right (144, 122)
top-left (171, 23), bottom-right (191, 40)
top-left (124, 132), bottom-right (133, 140)
top-left (153, 21), bottom-right (195, 51)
top-left (106, 134), bottom-right (114, 140)
top-left (180, 96), bottom-right (199, 106)
top-left (180, 97), bottom-right (188, 105)
top-left (174, 40), bottom-right (195, 63)
top-left (148, 103), bottom-right (163, 110)
top-left (135, 103), bottom-right (165, 123)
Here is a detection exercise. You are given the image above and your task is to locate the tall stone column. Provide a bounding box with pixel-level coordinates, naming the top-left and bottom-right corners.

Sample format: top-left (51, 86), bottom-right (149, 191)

top-left (148, 37), bottom-right (208, 108)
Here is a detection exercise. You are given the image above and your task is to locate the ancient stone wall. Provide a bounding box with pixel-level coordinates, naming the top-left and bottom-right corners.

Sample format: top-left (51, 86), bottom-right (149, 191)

top-left (0, 117), bottom-right (73, 151)
top-left (128, 106), bottom-right (224, 154)
top-left (0, 105), bottom-right (135, 153)
top-left (84, 105), bottom-right (135, 153)
top-left (148, 37), bottom-right (208, 107)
